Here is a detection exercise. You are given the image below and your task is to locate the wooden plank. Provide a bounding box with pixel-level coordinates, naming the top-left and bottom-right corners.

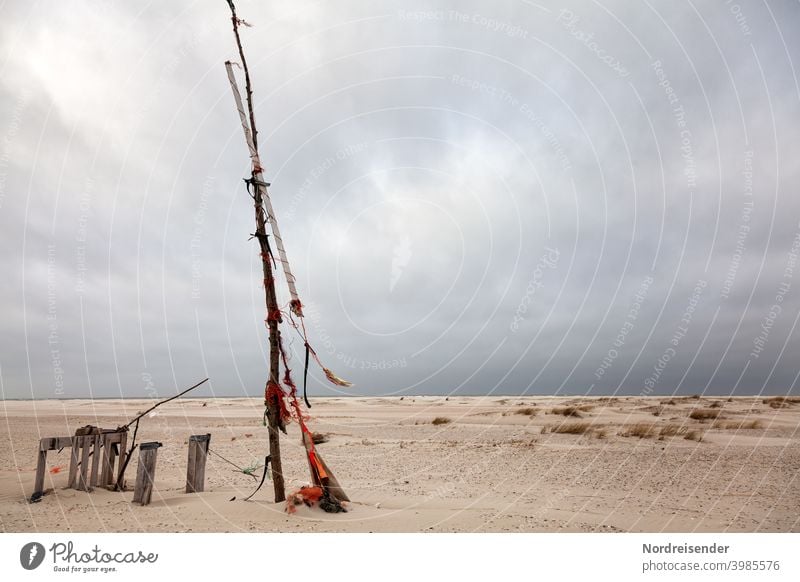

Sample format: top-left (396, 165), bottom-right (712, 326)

top-left (67, 436), bottom-right (80, 489)
top-left (185, 440), bottom-right (197, 493)
top-left (185, 434), bottom-right (210, 493)
top-left (32, 447), bottom-right (47, 501)
top-left (133, 442), bottom-right (161, 506)
top-left (100, 435), bottom-right (114, 487)
top-left (76, 436), bottom-right (92, 492)
top-left (90, 434), bottom-right (102, 487)
top-left (44, 436), bottom-right (74, 451)
top-left (194, 434), bottom-right (209, 493)
top-left (116, 431), bottom-right (128, 487)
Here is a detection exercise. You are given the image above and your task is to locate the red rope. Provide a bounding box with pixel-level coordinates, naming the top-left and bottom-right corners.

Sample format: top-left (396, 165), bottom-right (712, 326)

top-left (265, 380), bottom-right (290, 423)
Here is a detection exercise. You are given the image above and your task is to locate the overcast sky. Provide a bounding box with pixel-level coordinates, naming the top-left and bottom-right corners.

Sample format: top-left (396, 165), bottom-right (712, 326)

top-left (1, 0), bottom-right (799, 400)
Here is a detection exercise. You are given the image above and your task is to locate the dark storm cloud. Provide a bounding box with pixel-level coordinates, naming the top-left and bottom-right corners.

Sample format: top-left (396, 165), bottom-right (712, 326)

top-left (1, 0), bottom-right (799, 398)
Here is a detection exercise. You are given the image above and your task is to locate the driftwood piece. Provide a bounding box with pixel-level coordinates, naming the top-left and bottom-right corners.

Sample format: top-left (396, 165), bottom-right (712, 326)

top-left (185, 434), bottom-right (211, 493)
top-left (76, 436), bottom-right (92, 491)
top-left (90, 434), bottom-right (102, 487)
top-left (67, 437), bottom-right (80, 488)
top-left (132, 442), bottom-right (162, 506)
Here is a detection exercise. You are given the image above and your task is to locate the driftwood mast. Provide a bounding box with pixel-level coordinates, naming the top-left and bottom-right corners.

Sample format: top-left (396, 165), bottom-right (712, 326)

top-left (224, 0), bottom-right (285, 502)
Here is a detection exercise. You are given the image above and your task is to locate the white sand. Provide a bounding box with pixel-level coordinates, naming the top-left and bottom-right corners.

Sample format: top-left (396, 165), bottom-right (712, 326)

top-left (1, 396), bottom-right (798, 532)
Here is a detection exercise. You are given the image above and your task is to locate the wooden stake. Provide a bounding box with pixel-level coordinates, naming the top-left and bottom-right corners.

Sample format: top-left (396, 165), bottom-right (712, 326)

top-left (33, 447), bottom-right (47, 501)
top-left (133, 442), bottom-right (162, 506)
top-left (67, 436), bottom-right (80, 488)
top-left (90, 433), bottom-right (102, 487)
top-left (185, 434), bottom-right (211, 493)
top-left (76, 436), bottom-right (92, 491)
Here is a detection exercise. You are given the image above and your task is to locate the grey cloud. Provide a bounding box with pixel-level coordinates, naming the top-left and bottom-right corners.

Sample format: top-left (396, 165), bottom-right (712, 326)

top-left (1, 0), bottom-right (799, 399)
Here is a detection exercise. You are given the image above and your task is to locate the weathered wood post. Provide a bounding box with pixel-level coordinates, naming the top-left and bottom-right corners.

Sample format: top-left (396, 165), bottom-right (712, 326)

top-left (132, 442), bottom-right (162, 506)
top-left (76, 436), bottom-right (92, 491)
top-left (31, 436), bottom-right (73, 502)
top-left (100, 434), bottom-right (115, 488)
top-left (33, 445), bottom-right (48, 500)
top-left (90, 433), bottom-right (102, 487)
top-left (185, 434), bottom-right (211, 493)
top-left (67, 436), bottom-right (80, 488)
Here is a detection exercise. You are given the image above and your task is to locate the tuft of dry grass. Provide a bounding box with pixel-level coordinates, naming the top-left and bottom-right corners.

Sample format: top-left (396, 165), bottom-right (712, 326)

top-left (550, 405), bottom-right (592, 417)
top-left (550, 422), bottom-right (592, 435)
top-left (709, 401), bottom-right (723, 408)
top-left (661, 399), bottom-right (677, 405)
top-left (764, 396), bottom-right (800, 408)
top-left (620, 423), bottom-right (657, 438)
top-left (684, 430), bottom-right (703, 442)
top-left (712, 419), bottom-right (763, 430)
top-left (659, 424), bottom-right (688, 437)
top-left (689, 408), bottom-right (722, 421)
top-left (431, 417), bottom-right (452, 426)
top-left (515, 407), bottom-right (538, 416)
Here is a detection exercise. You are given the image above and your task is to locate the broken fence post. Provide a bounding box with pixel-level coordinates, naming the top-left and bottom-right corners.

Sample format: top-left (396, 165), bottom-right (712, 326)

top-left (185, 434), bottom-right (211, 493)
top-left (132, 442), bottom-right (162, 506)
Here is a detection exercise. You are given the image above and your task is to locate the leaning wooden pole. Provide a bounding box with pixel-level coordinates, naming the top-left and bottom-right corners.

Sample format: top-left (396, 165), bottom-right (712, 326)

top-left (224, 0), bottom-right (285, 502)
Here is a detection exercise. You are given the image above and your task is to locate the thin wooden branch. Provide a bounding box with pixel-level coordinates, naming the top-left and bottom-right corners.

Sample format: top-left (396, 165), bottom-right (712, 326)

top-left (123, 378), bottom-right (209, 429)
top-left (226, 0), bottom-right (259, 153)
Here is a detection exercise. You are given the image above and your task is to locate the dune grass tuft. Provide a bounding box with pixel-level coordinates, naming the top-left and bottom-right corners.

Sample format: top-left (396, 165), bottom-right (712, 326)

top-left (550, 422), bottom-right (593, 435)
top-left (431, 417), bottom-right (452, 426)
top-left (689, 408), bottom-right (722, 421)
top-left (619, 423), bottom-right (657, 438)
top-left (712, 419), bottom-right (763, 430)
top-left (659, 424), bottom-right (687, 437)
top-left (515, 407), bottom-right (538, 416)
top-left (684, 430), bottom-right (703, 442)
top-left (550, 405), bottom-right (592, 417)
top-left (764, 396), bottom-right (800, 409)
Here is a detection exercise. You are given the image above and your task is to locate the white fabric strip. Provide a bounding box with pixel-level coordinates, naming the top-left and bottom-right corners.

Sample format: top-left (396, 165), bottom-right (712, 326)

top-left (225, 61), bottom-right (300, 306)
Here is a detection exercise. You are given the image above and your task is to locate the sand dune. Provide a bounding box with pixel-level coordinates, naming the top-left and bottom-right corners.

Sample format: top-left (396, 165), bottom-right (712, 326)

top-left (1, 396), bottom-right (798, 532)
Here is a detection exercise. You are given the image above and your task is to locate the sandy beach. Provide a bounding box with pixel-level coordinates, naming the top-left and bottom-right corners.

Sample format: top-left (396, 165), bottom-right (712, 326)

top-left (1, 396), bottom-right (798, 533)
